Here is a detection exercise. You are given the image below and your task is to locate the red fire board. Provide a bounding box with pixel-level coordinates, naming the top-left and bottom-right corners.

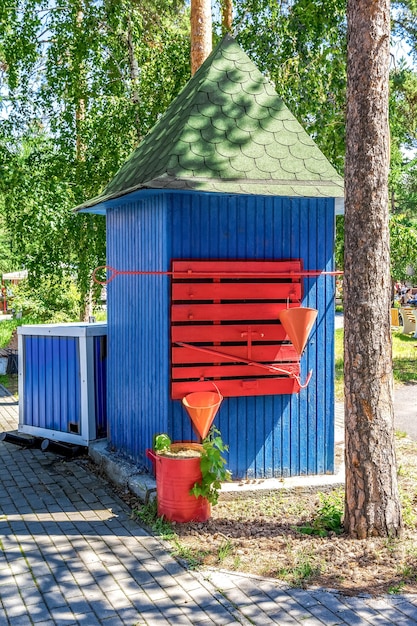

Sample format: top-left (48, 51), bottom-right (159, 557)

top-left (171, 259), bottom-right (303, 399)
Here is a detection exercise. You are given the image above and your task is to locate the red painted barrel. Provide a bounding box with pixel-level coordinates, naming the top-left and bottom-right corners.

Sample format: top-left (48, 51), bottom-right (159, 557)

top-left (146, 443), bottom-right (211, 523)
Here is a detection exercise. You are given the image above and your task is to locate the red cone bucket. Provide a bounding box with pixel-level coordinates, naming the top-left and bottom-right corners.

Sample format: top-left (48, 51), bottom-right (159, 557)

top-left (182, 390), bottom-right (223, 439)
top-left (146, 444), bottom-right (210, 522)
top-left (278, 307), bottom-right (318, 355)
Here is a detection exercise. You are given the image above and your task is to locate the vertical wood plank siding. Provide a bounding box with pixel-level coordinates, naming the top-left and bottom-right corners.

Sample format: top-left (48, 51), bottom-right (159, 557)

top-left (107, 197), bottom-right (170, 464)
top-left (106, 192), bottom-right (335, 478)
top-left (22, 336), bottom-right (80, 432)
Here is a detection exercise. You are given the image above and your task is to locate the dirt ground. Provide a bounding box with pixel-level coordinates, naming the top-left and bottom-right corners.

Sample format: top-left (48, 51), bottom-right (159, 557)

top-left (124, 433), bottom-right (417, 598)
top-left (167, 434), bottom-right (417, 596)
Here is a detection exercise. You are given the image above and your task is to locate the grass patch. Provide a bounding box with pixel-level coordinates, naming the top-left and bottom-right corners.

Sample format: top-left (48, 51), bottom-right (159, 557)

top-left (0, 319), bottom-right (20, 349)
top-left (296, 489), bottom-right (344, 537)
top-left (131, 500), bottom-right (175, 540)
top-left (335, 328), bottom-right (344, 400)
top-left (274, 549), bottom-right (324, 587)
top-left (334, 328), bottom-right (417, 399)
top-left (0, 315), bottom-right (42, 349)
top-left (170, 539), bottom-right (209, 569)
top-left (392, 331), bottom-right (417, 385)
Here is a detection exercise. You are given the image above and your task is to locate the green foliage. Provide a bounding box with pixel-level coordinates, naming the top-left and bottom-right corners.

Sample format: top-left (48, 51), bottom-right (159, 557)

top-left (170, 539), bottom-right (207, 569)
top-left (334, 327), bottom-right (344, 400)
top-left (153, 433), bottom-right (172, 453)
top-left (0, 0), bottom-right (190, 317)
top-left (217, 539), bottom-right (234, 563)
top-left (132, 499), bottom-right (175, 539)
top-left (389, 214), bottom-right (417, 281)
top-left (0, 318), bottom-right (21, 348)
top-left (190, 426), bottom-right (232, 506)
top-left (0, 214), bottom-right (16, 275)
top-left (297, 489), bottom-right (344, 537)
top-left (334, 213), bottom-right (417, 281)
top-left (276, 549), bottom-right (323, 587)
top-left (10, 277), bottom-right (81, 322)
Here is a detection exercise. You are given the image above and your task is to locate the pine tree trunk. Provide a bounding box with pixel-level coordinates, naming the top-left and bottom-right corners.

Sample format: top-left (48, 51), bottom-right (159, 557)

top-left (126, 14), bottom-right (141, 143)
top-left (190, 0), bottom-right (212, 75)
top-left (221, 0), bottom-right (233, 33)
top-left (344, 0), bottom-right (402, 538)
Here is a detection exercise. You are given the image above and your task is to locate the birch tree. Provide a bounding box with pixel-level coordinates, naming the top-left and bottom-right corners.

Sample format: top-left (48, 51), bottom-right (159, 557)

top-left (0, 0), bottom-right (189, 318)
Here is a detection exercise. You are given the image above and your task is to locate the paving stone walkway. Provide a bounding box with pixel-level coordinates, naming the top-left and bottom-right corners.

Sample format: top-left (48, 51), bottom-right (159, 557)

top-left (1, 386), bottom-right (416, 625)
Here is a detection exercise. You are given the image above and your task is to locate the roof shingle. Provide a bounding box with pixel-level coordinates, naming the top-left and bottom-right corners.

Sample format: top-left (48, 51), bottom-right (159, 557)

top-left (76, 34), bottom-right (343, 211)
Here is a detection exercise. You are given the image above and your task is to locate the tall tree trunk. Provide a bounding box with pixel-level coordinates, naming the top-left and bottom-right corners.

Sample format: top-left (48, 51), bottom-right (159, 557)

top-left (190, 0), bottom-right (212, 75)
top-left (75, 6), bottom-right (86, 161)
top-left (221, 0), bottom-right (232, 33)
top-left (344, 0), bottom-right (402, 538)
top-left (126, 13), bottom-right (141, 143)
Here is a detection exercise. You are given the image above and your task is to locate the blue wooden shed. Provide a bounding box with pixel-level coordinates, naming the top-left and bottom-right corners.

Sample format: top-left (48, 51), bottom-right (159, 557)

top-left (76, 35), bottom-right (344, 479)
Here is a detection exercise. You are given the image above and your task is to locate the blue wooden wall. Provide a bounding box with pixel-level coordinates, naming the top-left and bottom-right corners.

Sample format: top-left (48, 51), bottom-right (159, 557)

top-left (106, 190), bottom-right (335, 478)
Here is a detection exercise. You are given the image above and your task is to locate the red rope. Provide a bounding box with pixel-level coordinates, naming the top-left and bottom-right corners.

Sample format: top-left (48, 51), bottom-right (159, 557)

top-left (93, 265), bottom-right (343, 285)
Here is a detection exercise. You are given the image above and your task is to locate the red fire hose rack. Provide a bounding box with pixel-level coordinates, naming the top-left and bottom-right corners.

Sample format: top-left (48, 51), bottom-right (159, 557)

top-left (171, 259), bottom-right (309, 398)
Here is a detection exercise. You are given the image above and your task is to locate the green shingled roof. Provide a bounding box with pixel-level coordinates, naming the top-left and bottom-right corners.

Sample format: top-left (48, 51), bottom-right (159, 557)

top-left (76, 35), bottom-right (343, 211)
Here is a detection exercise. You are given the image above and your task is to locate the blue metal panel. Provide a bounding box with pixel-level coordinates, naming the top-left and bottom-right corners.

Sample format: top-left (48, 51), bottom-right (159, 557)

top-left (106, 190), bottom-right (335, 478)
top-left (94, 336), bottom-right (107, 437)
top-left (23, 336), bottom-right (80, 432)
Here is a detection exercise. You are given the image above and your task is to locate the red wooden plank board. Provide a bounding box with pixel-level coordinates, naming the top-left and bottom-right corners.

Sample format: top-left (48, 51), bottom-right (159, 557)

top-left (172, 344), bottom-right (298, 364)
top-left (172, 259), bottom-right (303, 277)
top-left (170, 259), bottom-right (303, 399)
top-left (171, 302), bottom-right (297, 322)
top-left (172, 377), bottom-right (300, 398)
top-left (171, 323), bottom-right (288, 343)
top-left (172, 363), bottom-right (300, 379)
top-left (172, 282), bottom-right (302, 301)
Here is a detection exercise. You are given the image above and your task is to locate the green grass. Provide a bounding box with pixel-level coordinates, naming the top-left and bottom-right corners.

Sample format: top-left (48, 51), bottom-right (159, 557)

top-left (335, 328), bottom-right (344, 399)
top-left (392, 331), bottom-right (417, 384)
top-left (296, 489), bottom-right (344, 537)
top-left (335, 328), bottom-right (417, 400)
top-left (274, 550), bottom-right (323, 587)
top-left (0, 319), bottom-right (20, 349)
top-left (131, 500), bottom-right (176, 540)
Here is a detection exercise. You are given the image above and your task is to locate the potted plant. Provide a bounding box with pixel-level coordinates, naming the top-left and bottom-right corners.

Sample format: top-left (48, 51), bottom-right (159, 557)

top-left (190, 427), bottom-right (231, 506)
top-left (146, 427), bottom-right (231, 522)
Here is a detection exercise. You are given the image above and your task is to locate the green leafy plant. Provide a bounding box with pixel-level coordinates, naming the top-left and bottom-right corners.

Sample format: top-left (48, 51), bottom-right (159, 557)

top-left (298, 489), bottom-right (344, 537)
top-left (170, 539), bottom-right (207, 569)
top-left (275, 550), bottom-right (323, 587)
top-left (190, 426), bottom-right (232, 506)
top-left (153, 433), bottom-right (172, 454)
top-left (217, 539), bottom-right (234, 563)
top-left (132, 500), bottom-right (175, 539)
top-left (388, 581), bottom-right (406, 594)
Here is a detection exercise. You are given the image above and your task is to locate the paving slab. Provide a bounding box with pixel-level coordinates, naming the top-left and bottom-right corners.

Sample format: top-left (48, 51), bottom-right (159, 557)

top-left (1, 384), bottom-right (417, 625)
